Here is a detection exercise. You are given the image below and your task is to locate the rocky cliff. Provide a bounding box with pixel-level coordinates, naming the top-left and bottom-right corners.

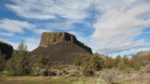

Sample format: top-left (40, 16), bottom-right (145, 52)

top-left (39, 32), bottom-right (92, 53)
top-left (0, 41), bottom-right (13, 59)
top-left (31, 32), bottom-right (92, 64)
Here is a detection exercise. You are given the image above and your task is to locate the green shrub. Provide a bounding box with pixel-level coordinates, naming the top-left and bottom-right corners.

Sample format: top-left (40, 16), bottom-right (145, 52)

top-left (81, 53), bottom-right (104, 76)
top-left (5, 40), bottom-right (30, 76)
top-left (103, 56), bottom-right (115, 69)
top-left (99, 69), bottom-right (120, 84)
top-left (140, 65), bottom-right (150, 73)
top-left (0, 53), bottom-right (6, 71)
top-left (82, 63), bottom-right (94, 76)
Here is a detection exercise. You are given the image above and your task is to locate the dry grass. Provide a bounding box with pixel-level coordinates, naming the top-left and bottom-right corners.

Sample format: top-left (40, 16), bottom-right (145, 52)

top-left (0, 76), bottom-right (100, 84)
top-left (0, 71), bottom-right (149, 84)
top-left (113, 73), bottom-right (150, 84)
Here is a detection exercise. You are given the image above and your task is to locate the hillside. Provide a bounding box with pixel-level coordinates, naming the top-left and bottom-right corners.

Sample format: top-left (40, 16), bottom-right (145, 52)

top-left (0, 41), bottom-right (13, 59)
top-left (31, 32), bottom-right (93, 64)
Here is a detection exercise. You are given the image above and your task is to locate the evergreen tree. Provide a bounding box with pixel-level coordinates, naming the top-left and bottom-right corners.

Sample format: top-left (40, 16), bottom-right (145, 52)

top-left (114, 55), bottom-right (121, 67)
top-left (6, 40), bottom-right (30, 75)
top-left (104, 56), bottom-right (114, 69)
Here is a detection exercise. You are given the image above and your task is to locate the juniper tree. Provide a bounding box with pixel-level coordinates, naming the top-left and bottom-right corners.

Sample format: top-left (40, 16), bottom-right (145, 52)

top-left (6, 40), bottom-right (30, 75)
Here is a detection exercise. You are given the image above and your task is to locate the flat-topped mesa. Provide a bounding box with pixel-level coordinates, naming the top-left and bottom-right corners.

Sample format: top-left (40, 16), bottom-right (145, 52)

top-left (39, 32), bottom-right (92, 53)
top-left (31, 32), bottom-right (93, 64)
top-left (40, 32), bottom-right (77, 47)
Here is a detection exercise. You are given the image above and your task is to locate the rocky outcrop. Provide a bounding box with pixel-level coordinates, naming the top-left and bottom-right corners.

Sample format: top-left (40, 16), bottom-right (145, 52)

top-left (0, 41), bottom-right (13, 59)
top-left (31, 32), bottom-right (92, 64)
top-left (136, 51), bottom-right (150, 57)
top-left (39, 32), bottom-right (75, 48)
top-left (134, 51), bottom-right (150, 60)
top-left (39, 32), bottom-right (92, 53)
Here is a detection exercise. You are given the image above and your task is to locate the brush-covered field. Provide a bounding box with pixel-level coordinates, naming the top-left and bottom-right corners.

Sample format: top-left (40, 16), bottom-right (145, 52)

top-left (0, 73), bottom-right (149, 84)
top-left (0, 76), bottom-right (98, 84)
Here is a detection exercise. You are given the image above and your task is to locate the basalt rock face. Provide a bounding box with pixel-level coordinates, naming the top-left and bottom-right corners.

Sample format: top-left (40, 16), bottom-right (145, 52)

top-left (39, 32), bottom-right (77, 48)
top-left (0, 41), bottom-right (13, 59)
top-left (31, 32), bottom-right (92, 64)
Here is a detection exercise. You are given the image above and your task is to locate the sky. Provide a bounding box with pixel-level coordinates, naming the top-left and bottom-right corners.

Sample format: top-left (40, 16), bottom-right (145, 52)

top-left (0, 0), bottom-right (150, 57)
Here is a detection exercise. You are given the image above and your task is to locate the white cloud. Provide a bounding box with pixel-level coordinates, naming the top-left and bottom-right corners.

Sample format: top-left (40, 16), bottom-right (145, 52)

top-left (6, 0), bottom-right (93, 21)
top-left (3, 0), bottom-right (150, 55)
top-left (23, 37), bottom-right (40, 51)
top-left (0, 18), bottom-right (35, 33)
top-left (92, 0), bottom-right (150, 54)
top-left (34, 28), bottom-right (53, 35)
top-left (11, 36), bottom-right (40, 51)
top-left (0, 32), bottom-right (14, 36)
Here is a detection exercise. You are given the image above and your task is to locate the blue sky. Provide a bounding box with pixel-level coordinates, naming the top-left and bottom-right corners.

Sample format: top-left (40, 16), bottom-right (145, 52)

top-left (0, 0), bottom-right (150, 57)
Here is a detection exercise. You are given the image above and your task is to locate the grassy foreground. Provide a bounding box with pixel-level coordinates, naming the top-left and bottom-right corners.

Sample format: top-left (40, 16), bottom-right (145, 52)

top-left (0, 74), bottom-right (149, 84)
top-left (0, 76), bottom-right (100, 84)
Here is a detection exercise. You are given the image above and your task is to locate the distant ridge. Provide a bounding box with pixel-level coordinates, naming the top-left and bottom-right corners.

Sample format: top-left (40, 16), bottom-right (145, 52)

top-left (0, 41), bottom-right (13, 59)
